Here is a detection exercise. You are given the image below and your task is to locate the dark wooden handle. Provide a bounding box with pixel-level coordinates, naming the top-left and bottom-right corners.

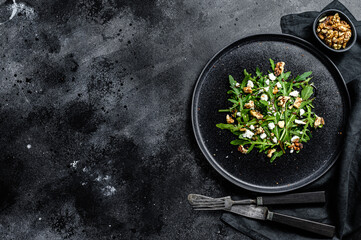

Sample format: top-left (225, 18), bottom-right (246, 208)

top-left (258, 191), bottom-right (325, 205)
top-left (267, 211), bottom-right (335, 238)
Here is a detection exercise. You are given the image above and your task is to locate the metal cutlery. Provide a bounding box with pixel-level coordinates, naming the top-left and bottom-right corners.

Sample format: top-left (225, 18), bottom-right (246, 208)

top-left (227, 204), bottom-right (335, 238)
top-left (188, 191), bottom-right (325, 210)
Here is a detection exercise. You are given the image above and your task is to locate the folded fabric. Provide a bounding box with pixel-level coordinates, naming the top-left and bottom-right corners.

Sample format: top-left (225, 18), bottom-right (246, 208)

top-left (221, 1), bottom-right (361, 239)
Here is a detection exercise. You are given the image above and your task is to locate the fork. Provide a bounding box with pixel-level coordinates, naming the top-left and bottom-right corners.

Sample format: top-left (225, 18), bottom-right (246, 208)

top-left (188, 191), bottom-right (326, 210)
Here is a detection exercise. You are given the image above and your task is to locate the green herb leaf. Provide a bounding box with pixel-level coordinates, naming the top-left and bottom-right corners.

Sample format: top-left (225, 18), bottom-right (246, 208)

top-left (269, 59), bottom-right (275, 71)
top-left (301, 86), bottom-right (314, 100)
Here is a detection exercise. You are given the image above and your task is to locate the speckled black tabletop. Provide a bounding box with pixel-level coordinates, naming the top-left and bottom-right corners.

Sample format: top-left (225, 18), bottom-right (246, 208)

top-left (0, 0), bottom-right (360, 239)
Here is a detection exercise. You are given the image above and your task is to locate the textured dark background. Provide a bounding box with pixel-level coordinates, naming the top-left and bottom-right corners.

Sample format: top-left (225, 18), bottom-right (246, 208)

top-left (0, 0), bottom-right (359, 239)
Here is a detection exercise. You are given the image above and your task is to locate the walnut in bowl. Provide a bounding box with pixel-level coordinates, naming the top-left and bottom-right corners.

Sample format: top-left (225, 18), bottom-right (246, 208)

top-left (313, 9), bottom-right (357, 52)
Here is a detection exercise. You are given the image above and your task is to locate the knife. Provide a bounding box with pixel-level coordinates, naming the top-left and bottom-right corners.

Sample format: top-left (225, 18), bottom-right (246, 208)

top-left (228, 204), bottom-right (335, 238)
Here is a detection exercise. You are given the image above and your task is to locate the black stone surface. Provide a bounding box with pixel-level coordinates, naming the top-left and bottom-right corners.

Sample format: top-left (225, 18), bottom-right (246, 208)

top-left (0, 0), bottom-right (359, 239)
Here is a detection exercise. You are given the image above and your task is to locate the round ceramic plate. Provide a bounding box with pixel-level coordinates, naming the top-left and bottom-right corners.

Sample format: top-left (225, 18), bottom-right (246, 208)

top-left (192, 34), bottom-right (350, 193)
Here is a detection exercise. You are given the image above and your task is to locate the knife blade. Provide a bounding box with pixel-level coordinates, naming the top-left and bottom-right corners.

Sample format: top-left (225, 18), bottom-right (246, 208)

top-left (228, 205), bottom-right (335, 237)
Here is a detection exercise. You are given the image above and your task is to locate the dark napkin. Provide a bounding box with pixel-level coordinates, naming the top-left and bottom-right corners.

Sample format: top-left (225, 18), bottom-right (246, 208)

top-left (221, 1), bottom-right (361, 239)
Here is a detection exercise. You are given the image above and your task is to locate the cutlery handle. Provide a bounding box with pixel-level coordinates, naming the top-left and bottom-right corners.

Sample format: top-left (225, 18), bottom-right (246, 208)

top-left (267, 211), bottom-right (335, 238)
top-left (257, 191), bottom-right (325, 205)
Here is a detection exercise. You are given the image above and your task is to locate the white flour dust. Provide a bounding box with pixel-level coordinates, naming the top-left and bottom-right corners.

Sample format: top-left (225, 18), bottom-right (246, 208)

top-left (0, 0), bottom-right (36, 25)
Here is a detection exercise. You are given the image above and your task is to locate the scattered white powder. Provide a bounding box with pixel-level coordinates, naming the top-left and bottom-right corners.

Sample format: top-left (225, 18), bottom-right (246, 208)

top-left (102, 185), bottom-right (116, 196)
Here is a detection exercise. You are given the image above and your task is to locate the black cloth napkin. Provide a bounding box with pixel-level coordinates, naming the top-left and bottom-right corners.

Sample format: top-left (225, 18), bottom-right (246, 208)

top-left (221, 1), bottom-right (361, 239)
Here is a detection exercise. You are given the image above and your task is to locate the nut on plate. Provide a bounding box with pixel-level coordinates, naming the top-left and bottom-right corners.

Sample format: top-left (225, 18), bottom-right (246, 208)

top-left (244, 100), bottom-right (255, 109)
top-left (267, 149), bottom-right (276, 158)
top-left (314, 116), bottom-right (325, 128)
top-left (226, 114), bottom-right (234, 124)
top-left (274, 62), bottom-right (285, 76)
top-left (250, 110), bottom-right (263, 120)
top-left (273, 86), bottom-right (279, 94)
top-left (238, 145), bottom-right (248, 154)
top-left (277, 96), bottom-right (290, 107)
top-left (243, 86), bottom-right (253, 94)
top-left (293, 97), bottom-right (303, 108)
top-left (255, 127), bottom-right (264, 135)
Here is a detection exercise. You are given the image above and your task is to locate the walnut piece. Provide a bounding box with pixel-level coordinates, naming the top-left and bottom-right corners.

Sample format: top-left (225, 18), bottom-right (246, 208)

top-left (273, 86), bottom-right (279, 94)
top-left (250, 110), bottom-right (263, 120)
top-left (293, 97), bottom-right (303, 109)
top-left (226, 114), bottom-right (234, 124)
top-left (314, 116), bottom-right (325, 128)
top-left (274, 62), bottom-right (285, 76)
top-left (244, 100), bottom-right (255, 109)
top-left (277, 96), bottom-right (290, 108)
top-left (255, 127), bottom-right (264, 135)
top-left (238, 145), bottom-right (248, 154)
top-left (243, 86), bottom-right (253, 94)
top-left (267, 149), bottom-right (276, 158)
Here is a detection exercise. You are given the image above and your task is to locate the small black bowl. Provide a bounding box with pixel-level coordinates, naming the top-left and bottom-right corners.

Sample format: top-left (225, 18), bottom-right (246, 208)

top-left (313, 9), bottom-right (357, 52)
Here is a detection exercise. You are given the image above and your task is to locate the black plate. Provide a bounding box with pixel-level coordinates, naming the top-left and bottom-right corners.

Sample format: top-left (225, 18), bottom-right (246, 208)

top-left (192, 34), bottom-right (350, 193)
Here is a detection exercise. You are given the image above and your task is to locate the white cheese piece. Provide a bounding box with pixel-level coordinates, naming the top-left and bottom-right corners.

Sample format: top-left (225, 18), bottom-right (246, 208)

top-left (260, 94), bottom-right (268, 101)
top-left (272, 137), bottom-right (278, 143)
top-left (264, 86), bottom-right (269, 92)
top-left (247, 80), bottom-right (254, 88)
top-left (289, 90), bottom-right (299, 97)
top-left (300, 131), bottom-right (303, 134)
top-left (258, 89), bottom-right (264, 94)
top-left (268, 122), bottom-right (275, 130)
top-left (291, 136), bottom-right (300, 142)
top-left (268, 73), bottom-right (276, 81)
top-left (290, 149), bottom-right (294, 153)
top-left (235, 83), bottom-right (240, 88)
top-left (249, 125), bottom-right (255, 130)
top-left (236, 112), bottom-right (242, 117)
top-left (276, 82), bottom-right (282, 88)
top-left (260, 133), bottom-right (267, 139)
top-left (300, 109), bottom-right (305, 116)
top-left (295, 119), bottom-right (306, 125)
top-left (265, 79), bottom-right (270, 85)
top-left (242, 129), bottom-right (254, 139)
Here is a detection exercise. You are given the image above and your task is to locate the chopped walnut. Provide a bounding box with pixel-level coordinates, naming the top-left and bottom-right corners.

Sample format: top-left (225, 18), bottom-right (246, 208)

top-left (288, 138), bottom-right (303, 151)
top-left (278, 121), bottom-right (285, 128)
top-left (243, 86), bottom-right (253, 94)
top-left (238, 145), bottom-right (248, 154)
top-left (317, 13), bottom-right (352, 49)
top-left (293, 97), bottom-right (303, 108)
top-left (314, 116), bottom-right (325, 128)
top-left (255, 127), bottom-right (264, 135)
top-left (267, 149), bottom-right (276, 158)
top-left (239, 128), bottom-right (247, 131)
top-left (226, 114), bottom-right (234, 124)
top-left (273, 86), bottom-right (279, 94)
top-left (244, 100), bottom-right (255, 109)
top-left (250, 110), bottom-right (263, 120)
top-left (277, 96), bottom-right (290, 108)
top-left (274, 62), bottom-right (285, 76)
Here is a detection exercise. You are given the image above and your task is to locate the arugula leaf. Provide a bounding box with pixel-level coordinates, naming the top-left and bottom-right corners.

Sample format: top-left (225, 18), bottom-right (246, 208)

top-left (301, 85), bottom-right (314, 100)
top-left (294, 71), bottom-right (312, 82)
top-left (216, 123), bottom-right (239, 132)
top-left (256, 67), bottom-right (262, 78)
top-left (230, 139), bottom-right (249, 145)
top-left (241, 69), bottom-right (251, 88)
top-left (269, 59), bottom-right (275, 71)
top-left (229, 75), bottom-right (237, 86)
top-left (270, 151), bottom-right (284, 163)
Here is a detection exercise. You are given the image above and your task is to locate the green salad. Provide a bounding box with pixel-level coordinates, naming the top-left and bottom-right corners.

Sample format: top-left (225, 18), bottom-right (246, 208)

top-left (217, 59), bottom-right (325, 162)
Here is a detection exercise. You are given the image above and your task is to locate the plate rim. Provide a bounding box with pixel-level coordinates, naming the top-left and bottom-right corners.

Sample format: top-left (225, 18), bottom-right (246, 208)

top-left (191, 33), bottom-right (351, 193)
